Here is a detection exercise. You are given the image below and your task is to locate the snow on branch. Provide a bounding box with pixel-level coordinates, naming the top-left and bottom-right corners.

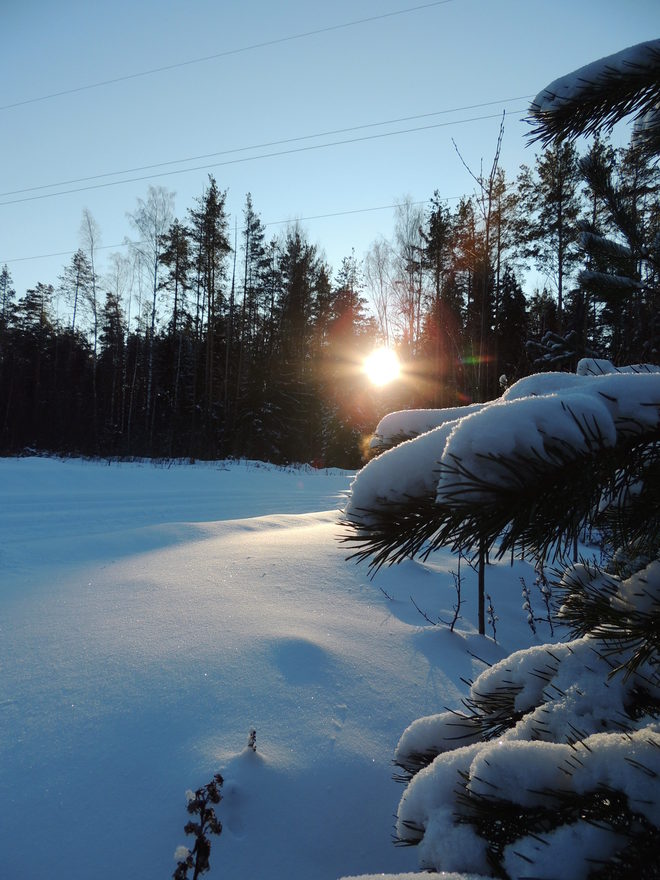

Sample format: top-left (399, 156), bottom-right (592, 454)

top-left (579, 229), bottom-right (633, 259)
top-left (526, 39), bottom-right (660, 153)
top-left (579, 268), bottom-right (642, 296)
top-left (344, 371), bottom-right (660, 567)
top-left (369, 403), bottom-right (485, 453)
top-left (393, 634), bottom-right (660, 877)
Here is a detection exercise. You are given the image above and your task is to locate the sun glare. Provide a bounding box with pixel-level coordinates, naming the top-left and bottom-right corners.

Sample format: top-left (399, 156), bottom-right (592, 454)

top-left (364, 347), bottom-right (401, 386)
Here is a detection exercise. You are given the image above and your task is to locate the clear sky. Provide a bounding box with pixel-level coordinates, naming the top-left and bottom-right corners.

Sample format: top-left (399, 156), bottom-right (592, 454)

top-left (2, 0), bottom-right (659, 301)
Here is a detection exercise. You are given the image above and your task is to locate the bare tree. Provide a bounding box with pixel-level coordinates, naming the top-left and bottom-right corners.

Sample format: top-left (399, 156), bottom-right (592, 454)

top-left (364, 236), bottom-right (393, 345)
top-left (127, 186), bottom-right (175, 432)
top-left (392, 197), bottom-right (426, 353)
top-left (79, 209), bottom-right (101, 354)
top-left (80, 208), bottom-right (102, 445)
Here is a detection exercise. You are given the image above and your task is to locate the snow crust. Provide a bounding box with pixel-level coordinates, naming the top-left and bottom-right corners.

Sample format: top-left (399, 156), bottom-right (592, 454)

top-left (0, 455), bottom-right (545, 880)
top-left (502, 822), bottom-right (626, 880)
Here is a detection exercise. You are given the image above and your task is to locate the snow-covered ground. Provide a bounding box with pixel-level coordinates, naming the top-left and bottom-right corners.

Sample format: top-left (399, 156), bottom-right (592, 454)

top-left (0, 456), bottom-right (546, 879)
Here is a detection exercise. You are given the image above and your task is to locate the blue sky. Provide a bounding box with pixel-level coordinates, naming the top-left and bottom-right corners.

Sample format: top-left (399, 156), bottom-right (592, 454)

top-left (2, 0), bottom-right (658, 301)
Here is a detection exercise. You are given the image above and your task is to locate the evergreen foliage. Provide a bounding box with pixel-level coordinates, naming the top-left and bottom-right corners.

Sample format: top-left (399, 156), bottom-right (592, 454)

top-left (344, 361), bottom-right (660, 877)
top-left (527, 39), bottom-right (660, 156)
top-left (343, 40), bottom-right (660, 879)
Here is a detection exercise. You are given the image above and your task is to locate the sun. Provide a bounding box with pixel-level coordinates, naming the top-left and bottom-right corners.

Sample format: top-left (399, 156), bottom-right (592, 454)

top-left (364, 347), bottom-right (401, 386)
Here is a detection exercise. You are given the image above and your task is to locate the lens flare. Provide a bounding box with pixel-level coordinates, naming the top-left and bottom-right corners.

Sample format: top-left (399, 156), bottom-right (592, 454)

top-left (364, 347), bottom-right (401, 386)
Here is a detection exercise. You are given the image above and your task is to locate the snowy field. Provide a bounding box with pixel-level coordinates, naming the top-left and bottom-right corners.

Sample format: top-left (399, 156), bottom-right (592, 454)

top-left (0, 456), bottom-right (547, 880)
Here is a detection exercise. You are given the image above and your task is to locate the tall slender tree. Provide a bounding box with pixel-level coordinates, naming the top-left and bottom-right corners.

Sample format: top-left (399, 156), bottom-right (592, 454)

top-left (0, 264), bottom-right (16, 326)
top-left (79, 209), bottom-right (101, 446)
top-left (391, 197), bottom-right (425, 354)
top-left (58, 249), bottom-right (94, 334)
top-left (127, 186), bottom-right (175, 440)
top-left (187, 176), bottom-right (231, 454)
top-left (420, 193), bottom-right (458, 404)
top-left (517, 142), bottom-right (583, 324)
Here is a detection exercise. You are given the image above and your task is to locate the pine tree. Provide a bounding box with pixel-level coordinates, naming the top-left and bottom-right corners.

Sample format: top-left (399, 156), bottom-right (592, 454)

top-left (14, 282), bottom-right (55, 338)
top-left (517, 141), bottom-right (583, 324)
top-left (98, 290), bottom-right (127, 450)
top-left (0, 264), bottom-right (16, 327)
top-left (157, 217), bottom-right (194, 447)
top-left (232, 193), bottom-right (269, 453)
top-left (343, 41), bottom-right (660, 880)
top-left (187, 176), bottom-right (231, 455)
top-left (273, 226), bottom-right (322, 462)
top-left (58, 249), bottom-right (94, 334)
top-left (419, 193), bottom-right (459, 405)
top-left (344, 360), bottom-right (660, 877)
top-left (317, 255), bottom-right (378, 467)
top-left (159, 219), bottom-right (192, 337)
top-left (494, 266), bottom-right (529, 383)
top-left (527, 39), bottom-right (660, 156)
top-left (578, 142), bottom-right (660, 363)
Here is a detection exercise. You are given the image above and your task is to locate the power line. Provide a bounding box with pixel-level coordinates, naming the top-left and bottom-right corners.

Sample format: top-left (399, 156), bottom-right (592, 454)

top-left (265, 200), bottom-right (429, 228)
top-left (0, 198), bottom-right (447, 265)
top-left (1, 0), bottom-right (457, 112)
top-left (0, 96), bottom-right (532, 199)
top-left (0, 108), bottom-right (527, 207)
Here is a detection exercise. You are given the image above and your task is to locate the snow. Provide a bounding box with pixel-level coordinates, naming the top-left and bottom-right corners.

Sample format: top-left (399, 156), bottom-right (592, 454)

top-left (578, 230), bottom-right (633, 260)
top-left (440, 379), bottom-right (636, 499)
top-left (532, 39), bottom-right (660, 114)
top-left (0, 455), bottom-right (545, 880)
top-left (338, 876), bottom-right (486, 880)
top-left (394, 632), bottom-right (659, 874)
top-left (347, 418), bottom-right (460, 523)
top-left (576, 357), bottom-right (660, 376)
top-left (370, 404), bottom-right (485, 450)
top-left (578, 268), bottom-right (642, 292)
top-left (346, 369), bottom-right (660, 520)
top-left (437, 373), bottom-right (660, 500)
top-left (502, 822), bottom-right (626, 880)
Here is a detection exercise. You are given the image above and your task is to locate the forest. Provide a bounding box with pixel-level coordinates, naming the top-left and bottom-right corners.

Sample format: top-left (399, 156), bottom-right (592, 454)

top-left (1, 134), bottom-right (658, 467)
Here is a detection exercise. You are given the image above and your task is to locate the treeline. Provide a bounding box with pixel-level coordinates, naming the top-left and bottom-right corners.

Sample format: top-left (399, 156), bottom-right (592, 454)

top-left (1, 136), bottom-right (658, 466)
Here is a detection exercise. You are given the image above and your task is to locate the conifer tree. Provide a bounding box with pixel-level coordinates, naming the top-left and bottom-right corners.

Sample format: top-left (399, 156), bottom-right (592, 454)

top-left (273, 226), bottom-right (322, 461)
top-left (420, 193), bottom-right (459, 405)
top-left (343, 40), bottom-right (660, 880)
top-left (516, 141), bottom-right (583, 324)
top-left (98, 290), bottom-right (127, 449)
top-left (187, 176), bottom-right (231, 455)
top-left (578, 142), bottom-right (660, 363)
top-left (233, 193), bottom-right (269, 444)
top-left (58, 249), bottom-right (94, 334)
top-left (527, 39), bottom-right (660, 156)
top-left (0, 264), bottom-right (16, 327)
top-left (494, 265), bottom-right (529, 382)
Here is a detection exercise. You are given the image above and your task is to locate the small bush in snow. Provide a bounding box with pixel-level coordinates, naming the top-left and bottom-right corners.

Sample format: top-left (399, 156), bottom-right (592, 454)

top-left (173, 773), bottom-right (223, 880)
